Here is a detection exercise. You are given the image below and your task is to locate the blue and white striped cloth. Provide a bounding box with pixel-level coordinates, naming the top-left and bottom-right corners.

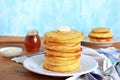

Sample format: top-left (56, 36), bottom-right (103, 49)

top-left (80, 46), bottom-right (120, 80)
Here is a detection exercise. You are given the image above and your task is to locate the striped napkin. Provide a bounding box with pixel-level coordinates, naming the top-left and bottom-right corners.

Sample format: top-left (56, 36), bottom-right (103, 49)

top-left (66, 46), bottom-right (120, 80)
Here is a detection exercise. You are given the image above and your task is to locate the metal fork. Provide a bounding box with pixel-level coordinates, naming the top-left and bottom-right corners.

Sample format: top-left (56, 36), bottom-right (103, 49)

top-left (96, 49), bottom-right (120, 80)
top-left (103, 65), bottom-right (114, 80)
top-left (103, 54), bottom-right (120, 80)
top-left (103, 59), bottom-right (114, 80)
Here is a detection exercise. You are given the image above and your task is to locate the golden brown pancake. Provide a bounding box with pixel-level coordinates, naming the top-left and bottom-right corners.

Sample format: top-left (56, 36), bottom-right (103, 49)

top-left (44, 58), bottom-right (79, 66)
top-left (89, 31), bottom-right (113, 38)
top-left (45, 48), bottom-right (82, 57)
top-left (44, 54), bottom-right (80, 61)
top-left (43, 60), bottom-right (80, 72)
top-left (44, 30), bottom-right (83, 43)
top-left (44, 54), bottom-right (80, 66)
top-left (88, 36), bottom-right (113, 42)
top-left (92, 27), bottom-right (110, 33)
top-left (88, 27), bottom-right (113, 42)
top-left (44, 40), bottom-right (80, 52)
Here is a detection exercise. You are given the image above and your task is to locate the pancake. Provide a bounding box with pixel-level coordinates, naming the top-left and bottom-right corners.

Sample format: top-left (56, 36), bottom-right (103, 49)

top-left (44, 54), bottom-right (80, 61)
top-left (44, 30), bottom-right (83, 43)
top-left (44, 40), bottom-right (80, 46)
top-left (44, 40), bottom-right (80, 52)
top-left (43, 60), bottom-right (80, 72)
top-left (88, 27), bottom-right (113, 42)
top-left (45, 48), bottom-right (82, 57)
top-left (44, 54), bottom-right (80, 66)
top-left (88, 36), bottom-right (113, 42)
top-left (89, 31), bottom-right (113, 38)
top-left (92, 27), bottom-right (110, 33)
top-left (44, 58), bottom-right (79, 66)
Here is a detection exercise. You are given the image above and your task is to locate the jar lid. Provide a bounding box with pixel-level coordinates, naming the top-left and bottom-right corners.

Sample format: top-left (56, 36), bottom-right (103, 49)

top-left (27, 30), bottom-right (39, 35)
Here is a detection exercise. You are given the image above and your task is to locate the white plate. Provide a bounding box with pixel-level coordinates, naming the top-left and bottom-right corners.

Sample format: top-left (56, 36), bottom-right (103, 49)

top-left (82, 36), bottom-right (120, 46)
top-left (23, 54), bottom-right (98, 77)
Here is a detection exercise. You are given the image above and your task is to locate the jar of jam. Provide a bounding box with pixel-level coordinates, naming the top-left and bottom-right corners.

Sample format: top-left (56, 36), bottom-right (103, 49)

top-left (24, 30), bottom-right (41, 53)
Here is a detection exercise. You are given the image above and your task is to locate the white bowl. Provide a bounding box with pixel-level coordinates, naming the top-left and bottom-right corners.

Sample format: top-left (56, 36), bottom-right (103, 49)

top-left (0, 47), bottom-right (23, 57)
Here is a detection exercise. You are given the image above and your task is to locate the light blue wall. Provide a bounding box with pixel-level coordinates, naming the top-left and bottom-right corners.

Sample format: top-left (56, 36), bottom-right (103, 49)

top-left (0, 0), bottom-right (120, 36)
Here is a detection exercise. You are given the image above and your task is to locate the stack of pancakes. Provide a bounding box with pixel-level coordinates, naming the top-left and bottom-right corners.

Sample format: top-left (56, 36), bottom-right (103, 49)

top-left (43, 30), bottom-right (83, 72)
top-left (88, 28), bottom-right (113, 42)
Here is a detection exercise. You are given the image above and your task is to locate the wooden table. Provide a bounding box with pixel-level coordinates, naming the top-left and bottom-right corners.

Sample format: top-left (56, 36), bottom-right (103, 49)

top-left (0, 36), bottom-right (120, 80)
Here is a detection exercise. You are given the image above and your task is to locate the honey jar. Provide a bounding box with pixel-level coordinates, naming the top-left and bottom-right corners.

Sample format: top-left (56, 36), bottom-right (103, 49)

top-left (24, 30), bottom-right (41, 53)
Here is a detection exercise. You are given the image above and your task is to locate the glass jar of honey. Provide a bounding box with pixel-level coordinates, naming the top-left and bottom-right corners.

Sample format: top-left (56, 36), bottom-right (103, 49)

top-left (24, 30), bottom-right (41, 53)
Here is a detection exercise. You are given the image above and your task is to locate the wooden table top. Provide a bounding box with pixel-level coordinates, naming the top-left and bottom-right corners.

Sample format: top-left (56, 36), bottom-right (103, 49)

top-left (0, 36), bottom-right (120, 80)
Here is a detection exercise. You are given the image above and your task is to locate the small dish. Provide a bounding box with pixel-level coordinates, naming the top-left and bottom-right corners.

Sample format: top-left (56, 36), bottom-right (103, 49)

top-left (0, 47), bottom-right (23, 57)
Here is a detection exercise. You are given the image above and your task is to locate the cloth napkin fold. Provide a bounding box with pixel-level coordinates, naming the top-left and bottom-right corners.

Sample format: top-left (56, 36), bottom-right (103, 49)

top-left (66, 46), bottom-right (120, 80)
top-left (11, 47), bottom-right (120, 80)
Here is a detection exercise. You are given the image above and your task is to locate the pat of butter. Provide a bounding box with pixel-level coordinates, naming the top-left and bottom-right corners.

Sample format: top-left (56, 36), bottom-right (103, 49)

top-left (58, 26), bottom-right (71, 32)
top-left (4, 49), bottom-right (17, 53)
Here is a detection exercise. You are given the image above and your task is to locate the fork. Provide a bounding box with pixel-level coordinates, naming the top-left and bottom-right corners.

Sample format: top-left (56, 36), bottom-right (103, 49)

top-left (103, 65), bottom-right (114, 80)
top-left (104, 54), bottom-right (120, 78)
top-left (103, 59), bottom-right (114, 80)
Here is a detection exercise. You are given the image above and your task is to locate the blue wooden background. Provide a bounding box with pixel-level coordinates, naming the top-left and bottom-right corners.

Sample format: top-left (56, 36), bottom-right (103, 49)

top-left (0, 0), bottom-right (120, 36)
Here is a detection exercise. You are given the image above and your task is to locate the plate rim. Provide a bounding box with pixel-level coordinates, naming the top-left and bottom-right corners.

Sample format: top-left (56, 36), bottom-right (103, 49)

top-left (23, 54), bottom-right (98, 77)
